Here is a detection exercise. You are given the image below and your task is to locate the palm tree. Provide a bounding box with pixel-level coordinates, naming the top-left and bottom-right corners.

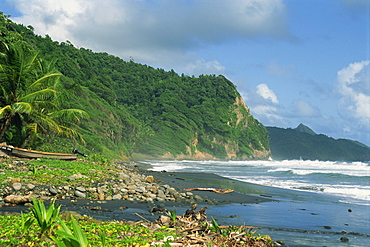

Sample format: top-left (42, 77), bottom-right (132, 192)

top-left (0, 41), bottom-right (88, 147)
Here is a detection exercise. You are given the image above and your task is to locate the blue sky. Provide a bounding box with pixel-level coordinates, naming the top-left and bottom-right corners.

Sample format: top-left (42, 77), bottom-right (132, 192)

top-left (1, 0), bottom-right (369, 146)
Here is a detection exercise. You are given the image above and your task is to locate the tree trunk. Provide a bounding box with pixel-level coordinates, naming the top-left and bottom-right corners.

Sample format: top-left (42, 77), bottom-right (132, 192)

top-left (0, 116), bottom-right (12, 142)
top-left (20, 133), bottom-right (31, 148)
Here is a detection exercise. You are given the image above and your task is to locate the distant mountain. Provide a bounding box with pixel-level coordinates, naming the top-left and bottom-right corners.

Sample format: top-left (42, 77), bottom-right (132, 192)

top-left (295, 123), bottom-right (316, 135)
top-left (267, 124), bottom-right (370, 161)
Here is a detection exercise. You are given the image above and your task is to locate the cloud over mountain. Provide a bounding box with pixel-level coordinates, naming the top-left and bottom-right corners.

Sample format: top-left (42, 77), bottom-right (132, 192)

top-left (11, 0), bottom-right (290, 75)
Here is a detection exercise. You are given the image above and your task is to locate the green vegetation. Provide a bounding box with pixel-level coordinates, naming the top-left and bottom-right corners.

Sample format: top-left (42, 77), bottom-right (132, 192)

top-left (0, 13), bottom-right (270, 160)
top-left (0, 158), bottom-right (115, 193)
top-left (30, 198), bottom-right (61, 239)
top-left (267, 124), bottom-right (370, 161)
top-left (0, 201), bottom-right (272, 246)
top-left (0, 205), bottom-right (178, 246)
top-left (0, 40), bottom-right (88, 150)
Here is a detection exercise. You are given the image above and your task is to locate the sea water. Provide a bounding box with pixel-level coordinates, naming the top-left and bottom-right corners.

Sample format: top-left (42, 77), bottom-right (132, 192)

top-left (144, 160), bottom-right (370, 246)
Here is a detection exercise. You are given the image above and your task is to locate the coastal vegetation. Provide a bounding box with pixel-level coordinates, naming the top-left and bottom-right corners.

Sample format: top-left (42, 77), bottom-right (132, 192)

top-left (0, 158), bottom-right (274, 246)
top-left (0, 41), bottom-right (89, 149)
top-left (0, 13), bottom-right (270, 160)
top-left (267, 124), bottom-right (370, 161)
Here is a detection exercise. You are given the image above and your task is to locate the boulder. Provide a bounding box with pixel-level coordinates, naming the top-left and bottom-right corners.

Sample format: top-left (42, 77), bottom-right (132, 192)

top-left (4, 195), bottom-right (32, 204)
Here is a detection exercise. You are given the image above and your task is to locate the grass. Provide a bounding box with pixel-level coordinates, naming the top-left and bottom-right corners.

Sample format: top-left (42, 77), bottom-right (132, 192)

top-left (0, 211), bottom-right (178, 246)
top-left (0, 158), bottom-right (119, 193)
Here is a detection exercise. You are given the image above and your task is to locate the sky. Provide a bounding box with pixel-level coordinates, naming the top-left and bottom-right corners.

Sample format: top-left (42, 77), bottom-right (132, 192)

top-left (1, 0), bottom-right (370, 146)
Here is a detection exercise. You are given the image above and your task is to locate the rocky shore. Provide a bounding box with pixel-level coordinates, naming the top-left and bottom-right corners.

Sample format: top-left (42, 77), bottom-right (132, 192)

top-left (0, 160), bottom-right (206, 208)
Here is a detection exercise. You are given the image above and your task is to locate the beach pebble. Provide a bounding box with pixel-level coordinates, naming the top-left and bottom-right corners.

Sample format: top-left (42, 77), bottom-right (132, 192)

top-left (0, 162), bottom-right (207, 206)
top-left (340, 237), bottom-right (349, 242)
top-left (145, 175), bottom-right (154, 183)
top-left (157, 190), bottom-right (165, 198)
top-left (12, 182), bottom-right (22, 191)
top-left (194, 195), bottom-right (203, 201)
top-left (27, 184), bottom-right (35, 190)
top-left (76, 186), bottom-right (86, 192)
top-left (112, 194), bottom-right (122, 200)
top-left (74, 190), bottom-right (86, 198)
top-left (49, 187), bottom-right (57, 195)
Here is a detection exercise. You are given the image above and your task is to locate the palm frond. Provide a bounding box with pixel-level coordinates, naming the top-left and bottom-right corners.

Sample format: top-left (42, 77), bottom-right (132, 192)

top-left (12, 102), bottom-right (33, 114)
top-left (20, 88), bottom-right (56, 103)
top-left (49, 109), bottom-right (89, 123)
top-left (59, 126), bottom-right (86, 144)
top-left (0, 105), bottom-right (13, 117)
top-left (26, 123), bottom-right (38, 134)
top-left (32, 100), bottom-right (59, 112)
top-left (28, 111), bottom-right (62, 134)
top-left (28, 72), bottom-right (62, 90)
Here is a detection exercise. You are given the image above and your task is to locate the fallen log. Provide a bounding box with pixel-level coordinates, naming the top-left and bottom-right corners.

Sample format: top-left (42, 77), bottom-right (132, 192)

top-left (184, 187), bottom-right (234, 194)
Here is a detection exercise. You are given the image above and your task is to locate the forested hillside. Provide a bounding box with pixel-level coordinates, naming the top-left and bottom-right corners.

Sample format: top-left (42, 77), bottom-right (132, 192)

top-left (0, 13), bottom-right (270, 160)
top-left (267, 124), bottom-right (370, 161)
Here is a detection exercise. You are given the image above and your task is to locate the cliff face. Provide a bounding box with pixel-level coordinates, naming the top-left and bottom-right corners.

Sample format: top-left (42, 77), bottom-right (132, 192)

top-left (139, 95), bottom-right (271, 160)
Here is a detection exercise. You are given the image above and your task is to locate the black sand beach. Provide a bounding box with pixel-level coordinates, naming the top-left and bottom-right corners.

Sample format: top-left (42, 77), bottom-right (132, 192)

top-left (0, 162), bottom-right (273, 220)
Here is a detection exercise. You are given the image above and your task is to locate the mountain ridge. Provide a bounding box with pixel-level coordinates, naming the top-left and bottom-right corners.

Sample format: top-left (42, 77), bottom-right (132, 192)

top-left (267, 124), bottom-right (370, 161)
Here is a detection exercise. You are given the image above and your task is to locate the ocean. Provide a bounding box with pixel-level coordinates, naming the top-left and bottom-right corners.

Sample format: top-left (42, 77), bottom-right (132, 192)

top-left (144, 159), bottom-right (370, 246)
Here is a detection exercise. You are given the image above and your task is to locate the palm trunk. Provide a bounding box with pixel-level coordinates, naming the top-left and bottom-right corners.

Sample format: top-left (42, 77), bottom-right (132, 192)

top-left (20, 133), bottom-right (31, 148)
top-left (0, 116), bottom-right (12, 142)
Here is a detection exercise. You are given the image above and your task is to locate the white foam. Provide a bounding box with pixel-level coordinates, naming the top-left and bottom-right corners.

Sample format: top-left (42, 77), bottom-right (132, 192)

top-left (144, 159), bottom-right (370, 205)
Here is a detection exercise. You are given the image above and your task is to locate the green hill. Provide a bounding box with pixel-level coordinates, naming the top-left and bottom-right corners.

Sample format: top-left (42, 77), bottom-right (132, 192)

top-left (267, 124), bottom-right (370, 161)
top-left (0, 13), bottom-right (270, 160)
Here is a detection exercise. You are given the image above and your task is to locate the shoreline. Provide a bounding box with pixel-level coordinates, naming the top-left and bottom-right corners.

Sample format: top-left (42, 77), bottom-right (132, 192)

top-left (0, 161), bottom-right (275, 220)
top-left (131, 162), bottom-right (370, 246)
top-left (1, 160), bottom-right (369, 246)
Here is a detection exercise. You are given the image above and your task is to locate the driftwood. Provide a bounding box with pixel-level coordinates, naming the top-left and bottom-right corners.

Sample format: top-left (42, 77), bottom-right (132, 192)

top-left (184, 187), bottom-right (234, 194)
top-left (143, 204), bottom-right (274, 246)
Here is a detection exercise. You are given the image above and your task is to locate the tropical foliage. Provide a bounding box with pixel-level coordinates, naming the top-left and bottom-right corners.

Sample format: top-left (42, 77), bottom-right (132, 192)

top-left (0, 31), bottom-right (88, 149)
top-left (0, 13), bottom-right (269, 159)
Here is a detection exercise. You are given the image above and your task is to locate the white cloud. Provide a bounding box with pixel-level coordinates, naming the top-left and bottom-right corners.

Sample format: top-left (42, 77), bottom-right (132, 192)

top-left (256, 83), bottom-right (279, 104)
top-left (244, 84), bottom-right (286, 126)
top-left (12, 0), bottom-right (89, 42)
top-left (337, 61), bottom-right (370, 126)
top-left (183, 58), bottom-right (225, 76)
top-left (252, 105), bottom-right (282, 121)
top-left (291, 99), bottom-right (321, 118)
top-left (10, 0), bottom-right (290, 75)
